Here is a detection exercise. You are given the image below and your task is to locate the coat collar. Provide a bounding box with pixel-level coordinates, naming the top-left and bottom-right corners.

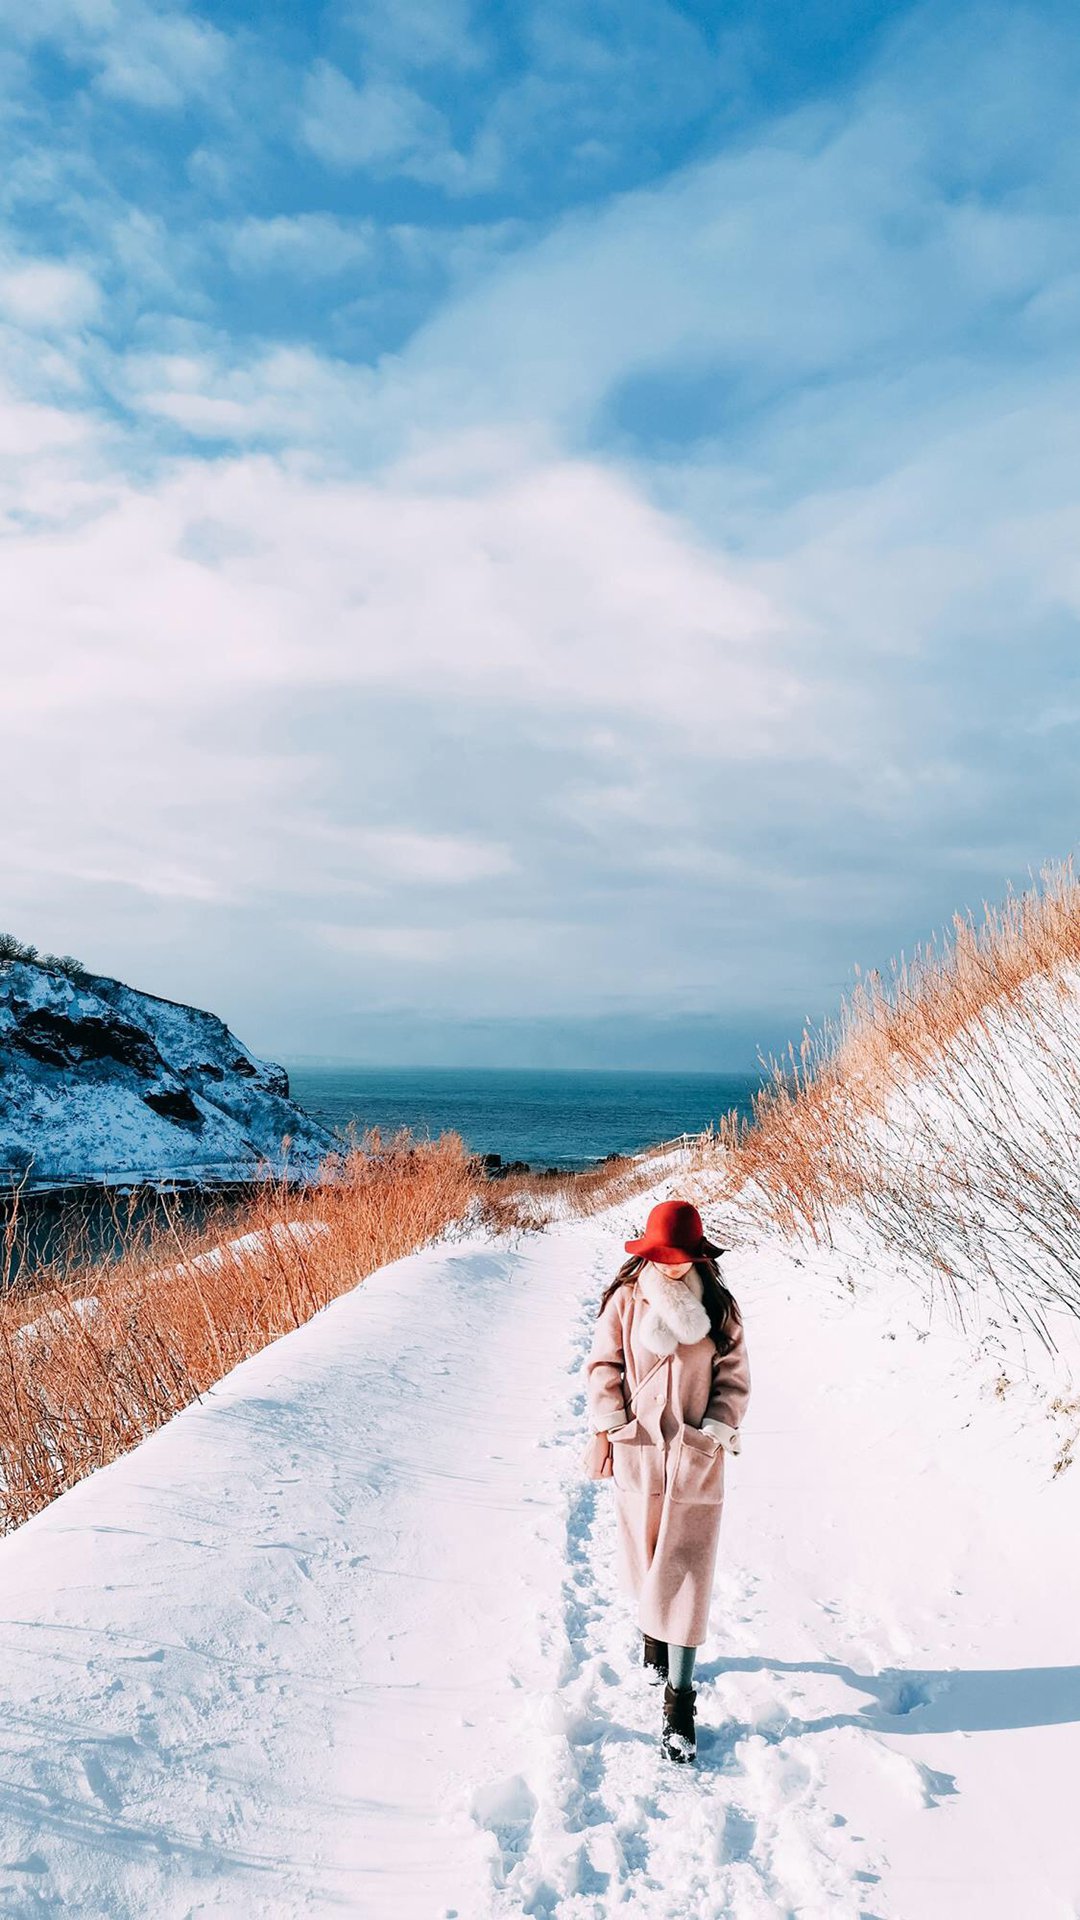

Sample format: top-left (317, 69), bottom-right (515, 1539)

top-left (635, 1261), bottom-right (711, 1355)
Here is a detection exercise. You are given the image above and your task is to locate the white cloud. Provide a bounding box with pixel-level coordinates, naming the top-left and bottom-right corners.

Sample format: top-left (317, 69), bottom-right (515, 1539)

top-left (94, 9), bottom-right (227, 107)
top-left (299, 61), bottom-right (455, 174)
top-left (314, 924), bottom-right (454, 963)
top-left (0, 425), bottom-right (795, 736)
top-left (0, 383), bottom-right (93, 456)
top-left (106, 208), bottom-right (205, 306)
top-left (313, 826), bottom-right (517, 885)
top-left (311, 915), bottom-right (584, 974)
top-left (5, 0), bottom-right (229, 109)
top-left (224, 214), bottom-right (375, 278)
top-left (342, 0), bottom-right (486, 73)
top-left (0, 260), bottom-right (100, 329)
top-left (120, 343), bottom-right (378, 444)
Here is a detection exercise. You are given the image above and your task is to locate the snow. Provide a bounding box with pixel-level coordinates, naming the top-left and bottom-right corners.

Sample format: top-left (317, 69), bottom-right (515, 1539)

top-left (1, 1178), bottom-right (1079, 1917)
top-left (159, 1217), bottom-right (332, 1280)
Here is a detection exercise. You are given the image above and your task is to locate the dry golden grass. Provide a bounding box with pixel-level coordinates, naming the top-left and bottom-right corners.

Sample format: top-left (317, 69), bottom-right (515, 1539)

top-left (0, 1129), bottom-right (479, 1530)
top-left (724, 859), bottom-right (1080, 1239)
top-left (713, 858), bottom-right (1080, 1347)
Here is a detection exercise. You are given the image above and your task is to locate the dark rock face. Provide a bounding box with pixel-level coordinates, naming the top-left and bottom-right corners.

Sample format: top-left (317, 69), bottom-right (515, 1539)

top-left (142, 1088), bottom-right (204, 1128)
top-left (480, 1152), bottom-right (533, 1178)
top-left (0, 961), bottom-right (339, 1189)
top-left (9, 1006), bottom-right (165, 1077)
top-left (226, 1055), bottom-right (289, 1095)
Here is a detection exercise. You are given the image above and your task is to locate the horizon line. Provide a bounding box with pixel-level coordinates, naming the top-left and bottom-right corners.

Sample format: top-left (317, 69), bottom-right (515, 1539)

top-left (281, 1059), bottom-right (767, 1075)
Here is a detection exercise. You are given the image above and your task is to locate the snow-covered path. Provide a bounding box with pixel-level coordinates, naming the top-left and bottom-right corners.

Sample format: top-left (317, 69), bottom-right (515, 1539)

top-left (1, 1196), bottom-right (1079, 1917)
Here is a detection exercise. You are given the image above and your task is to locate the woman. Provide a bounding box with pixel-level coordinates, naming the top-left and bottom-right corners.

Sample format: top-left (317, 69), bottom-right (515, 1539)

top-left (586, 1198), bottom-right (750, 1764)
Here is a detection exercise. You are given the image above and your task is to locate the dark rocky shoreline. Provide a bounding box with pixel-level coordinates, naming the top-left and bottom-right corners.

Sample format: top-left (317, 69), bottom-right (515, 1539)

top-left (478, 1149), bottom-right (626, 1179)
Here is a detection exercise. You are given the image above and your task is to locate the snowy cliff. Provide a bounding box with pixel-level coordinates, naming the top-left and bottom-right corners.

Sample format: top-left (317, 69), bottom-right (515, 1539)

top-left (0, 961), bottom-right (338, 1189)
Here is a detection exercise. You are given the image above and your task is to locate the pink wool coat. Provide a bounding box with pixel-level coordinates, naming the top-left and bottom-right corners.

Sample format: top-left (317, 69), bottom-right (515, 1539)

top-left (585, 1269), bottom-right (751, 1648)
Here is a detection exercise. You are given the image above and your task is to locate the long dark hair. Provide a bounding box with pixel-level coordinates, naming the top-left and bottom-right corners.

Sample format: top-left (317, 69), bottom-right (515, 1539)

top-left (598, 1252), bottom-right (741, 1355)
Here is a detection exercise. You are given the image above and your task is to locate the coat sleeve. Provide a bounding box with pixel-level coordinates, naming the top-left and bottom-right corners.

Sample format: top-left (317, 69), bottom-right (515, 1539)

top-left (585, 1289), bottom-right (631, 1433)
top-left (701, 1309), bottom-right (750, 1454)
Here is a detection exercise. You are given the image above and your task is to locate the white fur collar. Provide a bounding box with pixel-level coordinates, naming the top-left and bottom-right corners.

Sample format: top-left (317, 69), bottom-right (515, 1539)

top-left (635, 1262), bottom-right (710, 1355)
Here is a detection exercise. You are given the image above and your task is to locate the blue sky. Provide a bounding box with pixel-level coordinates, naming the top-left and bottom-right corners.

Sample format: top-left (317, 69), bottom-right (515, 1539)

top-left (2, 0), bottom-right (1079, 1068)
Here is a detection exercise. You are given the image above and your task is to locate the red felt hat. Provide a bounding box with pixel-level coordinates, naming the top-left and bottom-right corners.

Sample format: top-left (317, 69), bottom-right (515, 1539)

top-left (624, 1199), bottom-right (726, 1264)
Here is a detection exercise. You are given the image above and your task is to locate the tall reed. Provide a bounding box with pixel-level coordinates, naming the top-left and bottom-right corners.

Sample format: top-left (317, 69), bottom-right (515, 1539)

top-left (725, 859), bottom-right (1080, 1342)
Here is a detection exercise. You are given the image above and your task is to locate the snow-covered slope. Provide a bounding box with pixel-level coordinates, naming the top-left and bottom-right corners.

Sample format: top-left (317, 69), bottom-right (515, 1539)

top-left (0, 1180), bottom-right (1077, 1917)
top-left (0, 960), bottom-right (338, 1188)
top-left (847, 966), bottom-right (1080, 1338)
top-left (738, 963), bottom-right (1080, 1358)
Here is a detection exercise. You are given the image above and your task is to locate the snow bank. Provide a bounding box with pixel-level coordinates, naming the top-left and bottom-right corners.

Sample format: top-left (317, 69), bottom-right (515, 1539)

top-left (158, 1217), bottom-right (332, 1281)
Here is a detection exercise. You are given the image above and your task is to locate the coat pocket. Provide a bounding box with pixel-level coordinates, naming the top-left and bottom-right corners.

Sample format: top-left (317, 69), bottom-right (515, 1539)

top-left (609, 1419), bottom-right (663, 1498)
top-left (670, 1423), bottom-right (725, 1504)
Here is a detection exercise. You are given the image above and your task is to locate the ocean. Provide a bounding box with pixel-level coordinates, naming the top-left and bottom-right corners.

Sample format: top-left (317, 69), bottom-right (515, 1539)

top-left (286, 1066), bottom-right (763, 1171)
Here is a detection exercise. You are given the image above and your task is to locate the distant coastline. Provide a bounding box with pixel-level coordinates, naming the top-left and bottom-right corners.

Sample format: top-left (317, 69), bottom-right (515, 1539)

top-left (286, 1064), bottom-right (763, 1174)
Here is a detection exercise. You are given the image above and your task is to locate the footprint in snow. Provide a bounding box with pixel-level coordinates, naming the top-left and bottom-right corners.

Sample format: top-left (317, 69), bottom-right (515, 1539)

top-left (471, 1773), bottom-right (538, 1883)
top-left (720, 1802), bottom-right (759, 1863)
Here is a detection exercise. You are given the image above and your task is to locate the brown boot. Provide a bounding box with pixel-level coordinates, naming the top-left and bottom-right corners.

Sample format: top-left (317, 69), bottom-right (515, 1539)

top-left (642, 1633), bottom-right (668, 1684)
top-left (661, 1682), bottom-right (697, 1763)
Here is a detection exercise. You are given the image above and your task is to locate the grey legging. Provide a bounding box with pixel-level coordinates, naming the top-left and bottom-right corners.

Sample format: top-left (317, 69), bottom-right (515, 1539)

top-left (668, 1643), bottom-right (696, 1689)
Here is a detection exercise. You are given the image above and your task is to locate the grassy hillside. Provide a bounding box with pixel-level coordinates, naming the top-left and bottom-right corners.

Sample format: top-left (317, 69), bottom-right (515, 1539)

top-left (721, 859), bottom-right (1080, 1352)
